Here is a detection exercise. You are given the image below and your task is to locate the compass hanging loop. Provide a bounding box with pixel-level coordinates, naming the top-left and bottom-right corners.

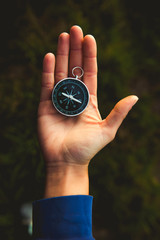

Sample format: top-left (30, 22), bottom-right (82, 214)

top-left (72, 66), bottom-right (84, 79)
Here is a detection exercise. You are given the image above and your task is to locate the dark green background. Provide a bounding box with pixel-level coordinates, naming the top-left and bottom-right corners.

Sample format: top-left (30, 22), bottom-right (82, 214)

top-left (0, 0), bottom-right (160, 239)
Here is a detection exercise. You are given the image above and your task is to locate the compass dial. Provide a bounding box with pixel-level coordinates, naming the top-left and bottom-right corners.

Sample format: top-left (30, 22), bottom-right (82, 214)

top-left (52, 78), bottom-right (89, 117)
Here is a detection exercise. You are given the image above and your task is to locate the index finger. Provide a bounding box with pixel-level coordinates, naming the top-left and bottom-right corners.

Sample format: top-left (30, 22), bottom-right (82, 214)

top-left (83, 35), bottom-right (97, 96)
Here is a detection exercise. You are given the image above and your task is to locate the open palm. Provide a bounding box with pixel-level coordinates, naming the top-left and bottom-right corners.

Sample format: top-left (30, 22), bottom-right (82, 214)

top-left (37, 26), bottom-right (138, 168)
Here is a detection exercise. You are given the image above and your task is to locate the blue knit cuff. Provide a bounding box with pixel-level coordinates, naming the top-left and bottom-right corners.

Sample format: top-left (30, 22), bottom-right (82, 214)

top-left (33, 195), bottom-right (94, 240)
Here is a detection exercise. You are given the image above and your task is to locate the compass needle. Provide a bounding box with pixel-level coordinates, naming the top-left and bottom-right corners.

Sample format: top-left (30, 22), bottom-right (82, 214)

top-left (70, 96), bottom-right (82, 104)
top-left (62, 92), bottom-right (69, 98)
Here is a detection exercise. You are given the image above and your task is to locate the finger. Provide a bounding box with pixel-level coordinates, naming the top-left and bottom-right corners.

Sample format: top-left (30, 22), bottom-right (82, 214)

top-left (55, 32), bottom-right (70, 83)
top-left (83, 35), bottom-right (97, 96)
top-left (69, 25), bottom-right (83, 76)
top-left (40, 53), bottom-right (55, 102)
top-left (102, 95), bottom-right (139, 140)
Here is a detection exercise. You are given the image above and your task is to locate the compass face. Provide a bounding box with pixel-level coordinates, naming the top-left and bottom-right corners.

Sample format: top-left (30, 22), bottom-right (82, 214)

top-left (52, 78), bottom-right (89, 117)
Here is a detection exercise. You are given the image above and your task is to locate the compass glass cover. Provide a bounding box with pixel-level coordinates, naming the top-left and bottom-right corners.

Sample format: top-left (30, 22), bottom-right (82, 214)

top-left (52, 78), bottom-right (89, 116)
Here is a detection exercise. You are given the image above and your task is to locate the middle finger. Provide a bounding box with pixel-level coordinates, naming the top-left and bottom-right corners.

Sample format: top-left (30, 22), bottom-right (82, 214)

top-left (69, 26), bottom-right (83, 78)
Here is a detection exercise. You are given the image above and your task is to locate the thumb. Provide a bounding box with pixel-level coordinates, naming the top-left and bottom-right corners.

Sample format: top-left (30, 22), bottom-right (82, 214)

top-left (102, 95), bottom-right (139, 140)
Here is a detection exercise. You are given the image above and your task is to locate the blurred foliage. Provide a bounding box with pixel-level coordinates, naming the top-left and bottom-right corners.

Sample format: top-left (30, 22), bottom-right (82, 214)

top-left (0, 0), bottom-right (160, 239)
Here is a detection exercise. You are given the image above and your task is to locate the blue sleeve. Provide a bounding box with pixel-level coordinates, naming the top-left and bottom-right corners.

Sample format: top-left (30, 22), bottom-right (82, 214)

top-left (32, 195), bottom-right (95, 240)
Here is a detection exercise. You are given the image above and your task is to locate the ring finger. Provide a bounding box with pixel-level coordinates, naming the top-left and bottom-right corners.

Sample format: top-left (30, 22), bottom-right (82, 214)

top-left (55, 32), bottom-right (70, 84)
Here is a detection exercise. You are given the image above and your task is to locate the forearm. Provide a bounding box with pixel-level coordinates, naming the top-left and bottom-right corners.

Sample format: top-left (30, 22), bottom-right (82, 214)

top-left (32, 163), bottom-right (94, 240)
top-left (44, 163), bottom-right (89, 198)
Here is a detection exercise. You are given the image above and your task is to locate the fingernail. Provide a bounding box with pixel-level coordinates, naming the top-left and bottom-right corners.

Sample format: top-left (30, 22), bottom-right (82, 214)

top-left (132, 96), bottom-right (139, 105)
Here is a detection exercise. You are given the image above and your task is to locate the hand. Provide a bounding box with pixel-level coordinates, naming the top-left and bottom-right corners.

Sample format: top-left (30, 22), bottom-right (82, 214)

top-left (37, 26), bottom-right (138, 197)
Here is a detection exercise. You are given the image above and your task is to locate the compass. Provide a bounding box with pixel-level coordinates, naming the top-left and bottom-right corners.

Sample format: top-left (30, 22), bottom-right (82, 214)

top-left (52, 67), bottom-right (89, 117)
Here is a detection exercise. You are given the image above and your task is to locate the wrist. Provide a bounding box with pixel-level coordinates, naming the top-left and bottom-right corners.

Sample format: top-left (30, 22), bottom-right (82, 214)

top-left (44, 163), bottom-right (89, 198)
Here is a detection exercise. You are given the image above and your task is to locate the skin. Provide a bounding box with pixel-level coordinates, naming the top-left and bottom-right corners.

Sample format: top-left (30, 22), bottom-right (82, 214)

top-left (37, 26), bottom-right (139, 198)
